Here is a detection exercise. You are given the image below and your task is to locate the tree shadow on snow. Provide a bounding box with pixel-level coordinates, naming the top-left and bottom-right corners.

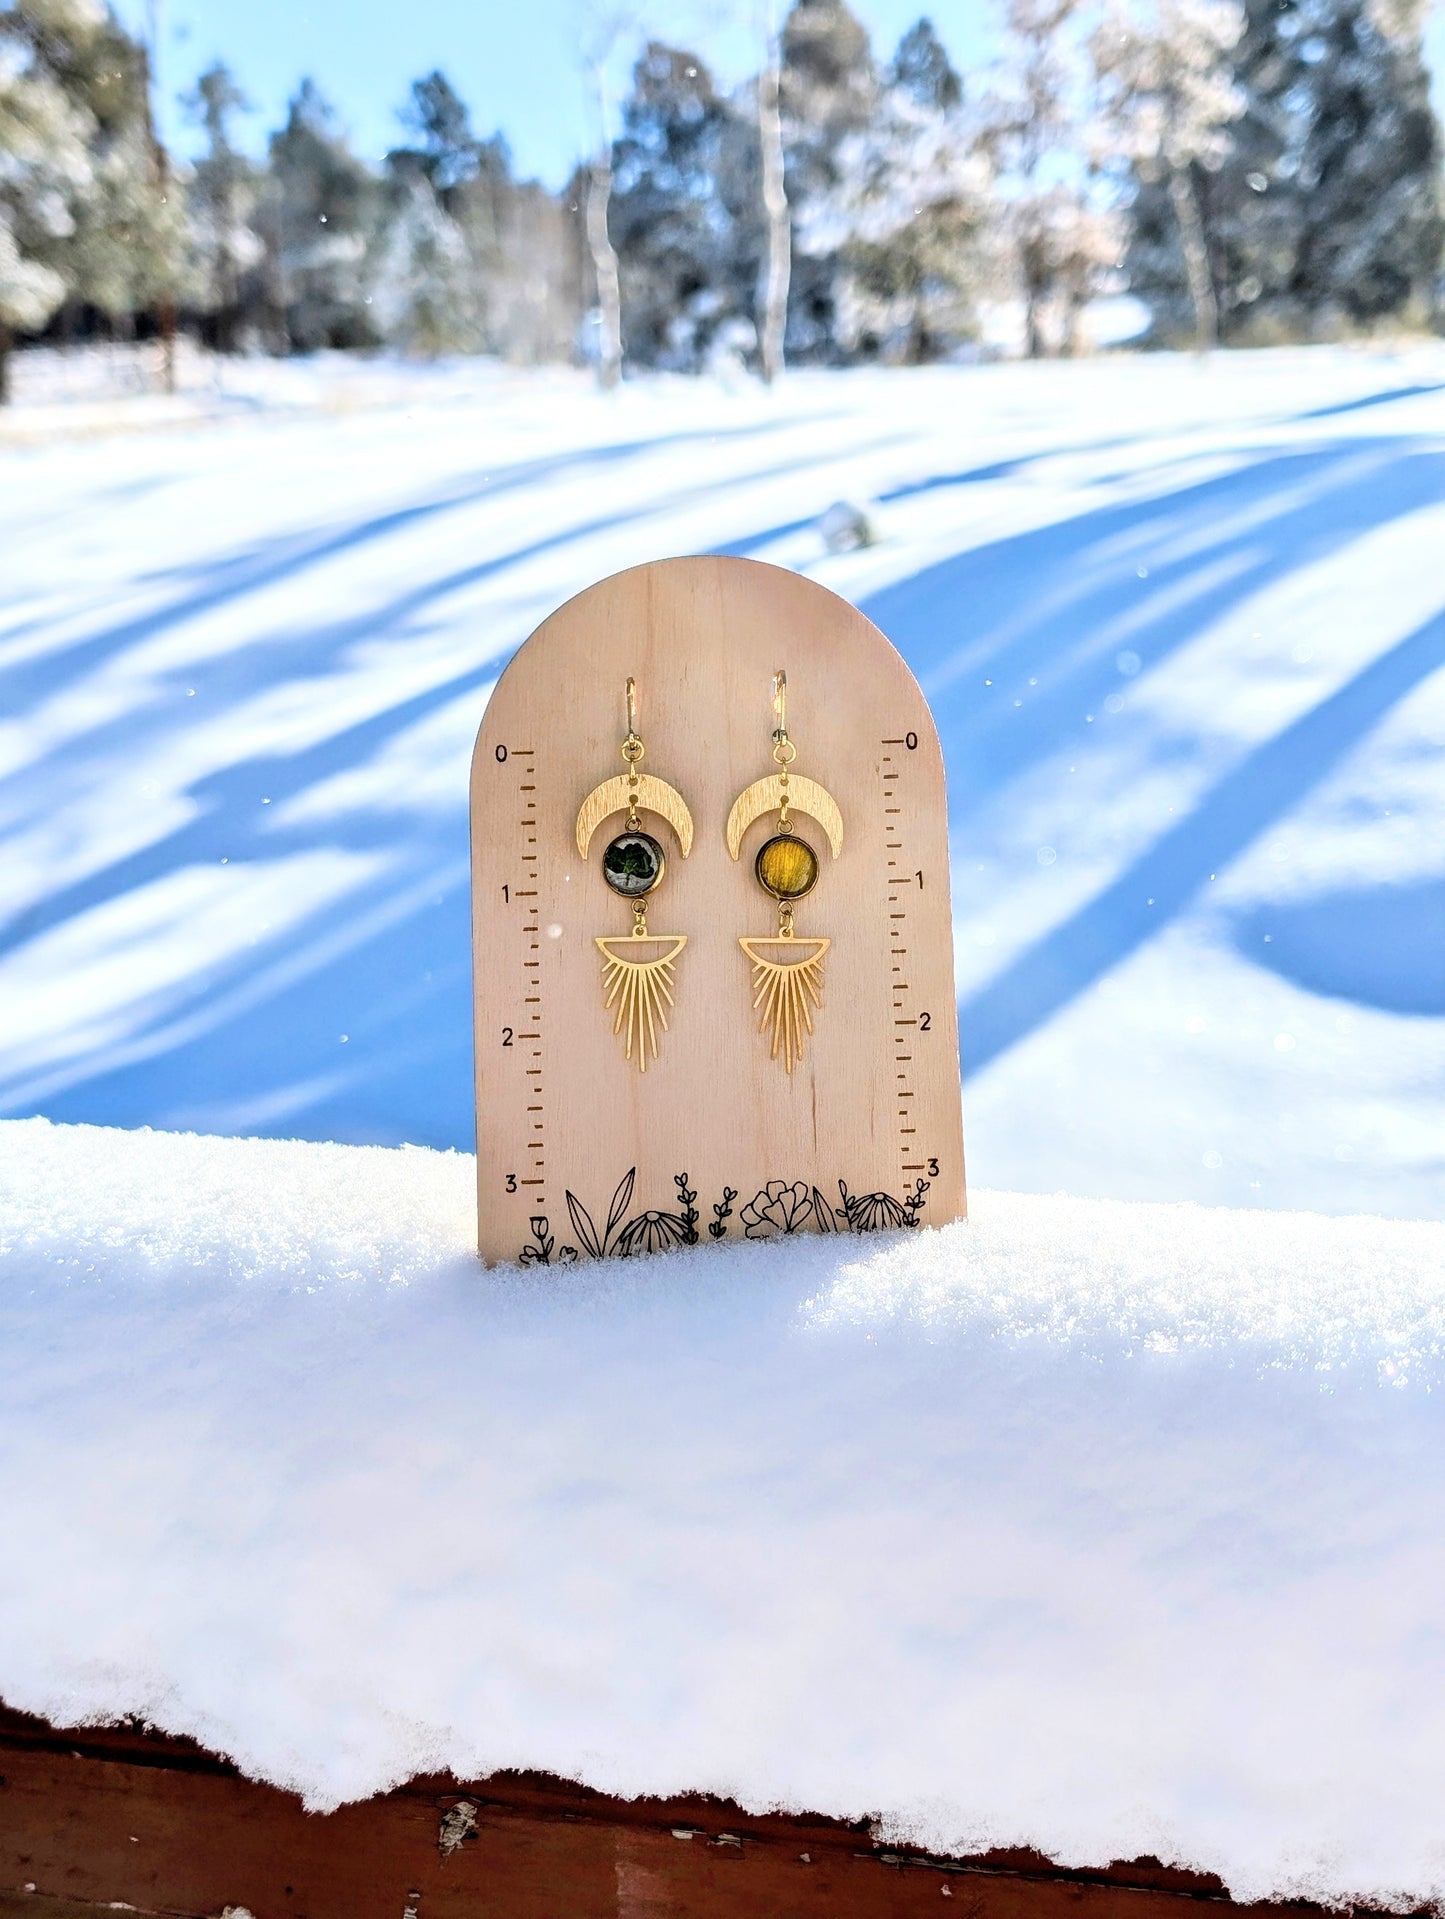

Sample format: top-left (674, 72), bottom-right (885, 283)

top-left (861, 436), bottom-right (1445, 812)
top-left (3, 426), bottom-right (1443, 1144)
top-left (1229, 879), bottom-right (1445, 1018)
top-left (954, 611), bottom-right (1445, 1074)
top-left (0, 413), bottom-right (812, 715)
top-left (0, 433), bottom-right (881, 926)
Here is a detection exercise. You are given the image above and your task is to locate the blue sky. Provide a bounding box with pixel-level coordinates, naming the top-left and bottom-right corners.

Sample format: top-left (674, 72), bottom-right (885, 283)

top-left (118, 0), bottom-right (992, 180)
top-left (120, 0), bottom-right (1443, 184)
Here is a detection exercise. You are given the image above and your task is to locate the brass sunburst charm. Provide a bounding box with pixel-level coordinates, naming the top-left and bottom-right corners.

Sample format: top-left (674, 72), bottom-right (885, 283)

top-left (738, 935), bottom-right (830, 1074)
top-left (596, 934), bottom-right (687, 1071)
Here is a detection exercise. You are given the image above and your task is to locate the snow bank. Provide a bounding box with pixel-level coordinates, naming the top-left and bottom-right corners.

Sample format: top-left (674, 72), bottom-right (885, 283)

top-left (2, 1117), bottom-right (1443, 1908)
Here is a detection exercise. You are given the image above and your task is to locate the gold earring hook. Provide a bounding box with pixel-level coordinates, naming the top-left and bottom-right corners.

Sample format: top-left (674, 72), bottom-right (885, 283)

top-left (771, 670), bottom-right (796, 771)
top-left (621, 676), bottom-right (644, 780)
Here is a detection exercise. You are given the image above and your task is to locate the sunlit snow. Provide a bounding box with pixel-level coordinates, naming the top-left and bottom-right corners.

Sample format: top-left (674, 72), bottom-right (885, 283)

top-left (1, 1117), bottom-right (1443, 1907)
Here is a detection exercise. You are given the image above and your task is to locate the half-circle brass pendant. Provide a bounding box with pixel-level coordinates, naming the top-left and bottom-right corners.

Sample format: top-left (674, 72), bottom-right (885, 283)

top-left (725, 775), bottom-right (843, 862)
top-left (596, 934), bottom-right (688, 1072)
top-left (577, 775), bottom-right (694, 859)
top-left (739, 935), bottom-right (830, 1074)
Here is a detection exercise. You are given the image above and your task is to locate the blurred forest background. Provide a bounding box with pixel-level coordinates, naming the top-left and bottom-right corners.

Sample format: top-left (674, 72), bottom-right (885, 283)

top-left (0, 0), bottom-right (1440, 400)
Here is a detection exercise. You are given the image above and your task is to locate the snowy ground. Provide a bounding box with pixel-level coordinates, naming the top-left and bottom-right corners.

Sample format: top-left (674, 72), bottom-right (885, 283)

top-left (0, 346), bottom-right (1441, 1215)
top-left (3, 1118), bottom-right (1444, 1906)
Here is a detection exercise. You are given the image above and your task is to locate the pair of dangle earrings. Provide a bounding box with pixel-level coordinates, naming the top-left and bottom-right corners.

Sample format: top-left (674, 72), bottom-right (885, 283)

top-left (574, 674), bottom-right (844, 1075)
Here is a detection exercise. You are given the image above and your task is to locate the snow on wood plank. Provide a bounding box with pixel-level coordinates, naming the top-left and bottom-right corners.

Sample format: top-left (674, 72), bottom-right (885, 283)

top-left (0, 1700), bottom-right (1283, 1919)
top-left (0, 1118), bottom-right (1442, 1909)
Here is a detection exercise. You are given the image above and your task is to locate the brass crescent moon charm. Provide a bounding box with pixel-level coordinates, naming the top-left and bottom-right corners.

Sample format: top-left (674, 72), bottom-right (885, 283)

top-left (725, 775), bottom-right (844, 861)
top-left (575, 775), bottom-right (695, 858)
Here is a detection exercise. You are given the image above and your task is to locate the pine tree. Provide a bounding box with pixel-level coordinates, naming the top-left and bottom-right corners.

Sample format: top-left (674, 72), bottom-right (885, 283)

top-left (262, 79), bottom-right (378, 352)
top-left (183, 62), bottom-right (258, 351)
top-left (780, 0), bottom-right (877, 359)
top-left (1, 0), bottom-right (184, 359)
top-left (63, 7), bottom-right (184, 339)
top-left (0, 0), bottom-right (91, 398)
top-left (482, 169), bottom-right (584, 365)
top-left (1118, 0), bottom-right (1440, 340)
top-left (372, 164), bottom-right (481, 355)
top-left (391, 70), bottom-right (480, 208)
top-left (781, 0), bottom-right (876, 160)
top-left (1287, 0), bottom-right (1441, 327)
top-left (993, 0), bottom-right (1116, 357)
top-left (381, 71), bottom-right (579, 363)
top-left (892, 15), bottom-right (962, 109)
top-left (379, 71), bottom-right (485, 354)
top-left (608, 43), bottom-right (746, 369)
top-left (1091, 0), bottom-right (1246, 349)
top-left (800, 18), bottom-right (993, 361)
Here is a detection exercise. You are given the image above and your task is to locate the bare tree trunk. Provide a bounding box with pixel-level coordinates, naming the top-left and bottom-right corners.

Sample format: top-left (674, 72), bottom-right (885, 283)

top-left (144, 3), bottom-right (176, 393)
top-left (267, 194), bottom-right (291, 355)
top-left (0, 325), bottom-right (11, 407)
top-left (756, 28), bottom-right (790, 385)
top-left (155, 143), bottom-right (177, 394)
top-left (1167, 164), bottom-right (1216, 353)
top-left (584, 58), bottom-right (623, 391)
top-left (1024, 287), bottom-right (1046, 357)
top-left (214, 163), bottom-right (238, 354)
top-left (1022, 243), bottom-right (1047, 358)
top-left (1061, 276), bottom-right (1086, 357)
top-left (586, 151), bottom-right (622, 389)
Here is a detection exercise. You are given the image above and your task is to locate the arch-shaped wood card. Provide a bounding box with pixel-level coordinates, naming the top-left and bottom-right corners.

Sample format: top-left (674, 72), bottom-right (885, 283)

top-left (469, 556), bottom-right (965, 1265)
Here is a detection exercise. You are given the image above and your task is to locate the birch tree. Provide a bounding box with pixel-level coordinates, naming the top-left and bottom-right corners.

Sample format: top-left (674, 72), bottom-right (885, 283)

top-left (142, 0), bottom-right (177, 391)
top-left (578, 8), bottom-right (631, 387)
top-left (755, 0), bottom-right (789, 382)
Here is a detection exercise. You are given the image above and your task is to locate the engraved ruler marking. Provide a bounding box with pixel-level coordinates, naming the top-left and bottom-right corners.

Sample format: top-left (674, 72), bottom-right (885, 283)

top-left (882, 737), bottom-right (926, 1177)
top-left (513, 749), bottom-right (545, 1203)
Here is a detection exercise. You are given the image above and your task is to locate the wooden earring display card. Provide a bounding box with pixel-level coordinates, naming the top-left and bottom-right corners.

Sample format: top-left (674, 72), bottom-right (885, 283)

top-left (469, 555), bottom-right (965, 1265)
